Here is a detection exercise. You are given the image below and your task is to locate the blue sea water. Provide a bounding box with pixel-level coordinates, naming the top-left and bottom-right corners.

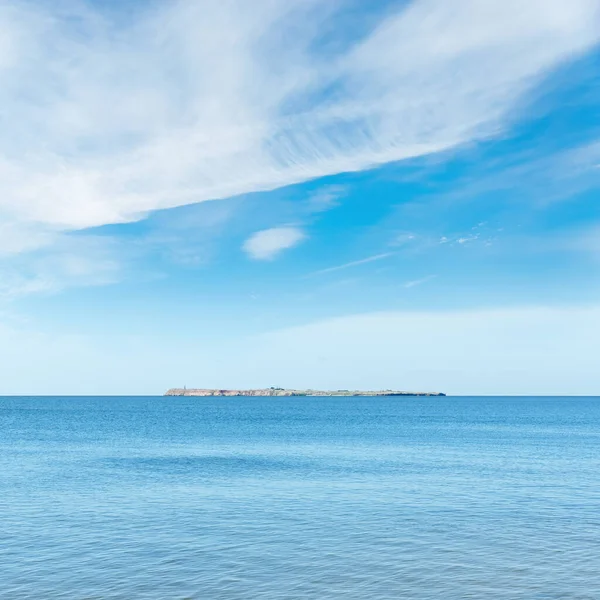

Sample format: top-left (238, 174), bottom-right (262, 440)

top-left (1, 396), bottom-right (599, 599)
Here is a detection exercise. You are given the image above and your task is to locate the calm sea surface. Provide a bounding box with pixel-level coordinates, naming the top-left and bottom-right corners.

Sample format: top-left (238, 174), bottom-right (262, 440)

top-left (1, 396), bottom-right (599, 599)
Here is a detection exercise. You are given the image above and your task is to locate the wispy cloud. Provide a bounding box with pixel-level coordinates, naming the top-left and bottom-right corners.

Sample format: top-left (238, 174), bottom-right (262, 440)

top-left (310, 252), bottom-right (395, 276)
top-left (0, 0), bottom-right (597, 256)
top-left (403, 275), bottom-right (437, 288)
top-left (457, 235), bottom-right (480, 244)
top-left (243, 227), bottom-right (306, 260)
top-left (0, 235), bottom-right (122, 300)
top-left (394, 233), bottom-right (418, 246)
top-left (305, 185), bottom-right (346, 214)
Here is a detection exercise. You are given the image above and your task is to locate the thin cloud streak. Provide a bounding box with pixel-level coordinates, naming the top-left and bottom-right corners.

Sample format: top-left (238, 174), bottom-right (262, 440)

top-left (403, 275), bottom-right (437, 288)
top-left (309, 252), bottom-right (395, 276)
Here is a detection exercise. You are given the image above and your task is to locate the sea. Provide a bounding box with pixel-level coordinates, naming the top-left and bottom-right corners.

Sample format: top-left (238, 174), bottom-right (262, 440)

top-left (1, 395), bottom-right (599, 599)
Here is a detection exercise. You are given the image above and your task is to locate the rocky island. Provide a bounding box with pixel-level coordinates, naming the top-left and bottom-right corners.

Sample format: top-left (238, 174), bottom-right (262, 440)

top-left (164, 387), bottom-right (445, 397)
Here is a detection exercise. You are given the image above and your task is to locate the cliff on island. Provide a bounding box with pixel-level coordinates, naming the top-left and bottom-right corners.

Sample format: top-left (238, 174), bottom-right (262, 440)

top-left (164, 388), bottom-right (445, 397)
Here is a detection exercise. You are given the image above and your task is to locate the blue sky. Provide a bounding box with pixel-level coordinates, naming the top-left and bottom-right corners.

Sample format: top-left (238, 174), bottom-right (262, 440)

top-left (1, 0), bottom-right (599, 395)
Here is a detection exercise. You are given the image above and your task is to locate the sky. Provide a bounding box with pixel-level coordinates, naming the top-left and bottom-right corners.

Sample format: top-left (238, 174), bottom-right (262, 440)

top-left (1, 0), bottom-right (599, 395)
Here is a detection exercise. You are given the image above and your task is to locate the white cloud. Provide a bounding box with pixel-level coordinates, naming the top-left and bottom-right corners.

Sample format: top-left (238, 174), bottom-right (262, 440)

top-left (395, 233), bottom-right (417, 246)
top-left (403, 275), bottom-right (436, 288)
top-left (0, 235), bottom-right (122, 299)
top-left (306, 185), bottom-right (346, 213)
top-left (310, 252), bottom-right (395, 276)
top-left (243, 227), bottom-right (306, 260)
top-left (457, 235), bottom-right (479, 244)
top-left (0, 0), bottom-right (597, 256)
top-left (0, 221), bottom-right (57, 256)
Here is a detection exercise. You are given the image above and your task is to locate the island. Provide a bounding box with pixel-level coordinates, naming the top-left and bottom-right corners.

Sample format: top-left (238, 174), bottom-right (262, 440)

top-left (164, 387), bottom-right (445, 397)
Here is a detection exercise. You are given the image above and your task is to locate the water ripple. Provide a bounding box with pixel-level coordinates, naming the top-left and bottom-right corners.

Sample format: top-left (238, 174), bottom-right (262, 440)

top-left (1, 395), bottom-right (599, 599)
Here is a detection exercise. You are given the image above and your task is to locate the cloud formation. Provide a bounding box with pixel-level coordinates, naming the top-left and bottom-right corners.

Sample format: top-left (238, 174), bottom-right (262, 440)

top-left (403, 275), bottom-right (437, 289)
top-left (305, 185), bottom-right (346, 214)
top-left (0, 0), bottom-right (598, 256)
top-left (0, 234), bottom-right (121, 299)
top-left (243, 227), bottom-right (306, 260)
top-left (310, 252), bottom-right (395, 276)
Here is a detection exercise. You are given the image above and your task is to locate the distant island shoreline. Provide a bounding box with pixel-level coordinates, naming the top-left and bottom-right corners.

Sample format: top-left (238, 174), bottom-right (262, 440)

top-left (165, 388), bottom-right (445, 397)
